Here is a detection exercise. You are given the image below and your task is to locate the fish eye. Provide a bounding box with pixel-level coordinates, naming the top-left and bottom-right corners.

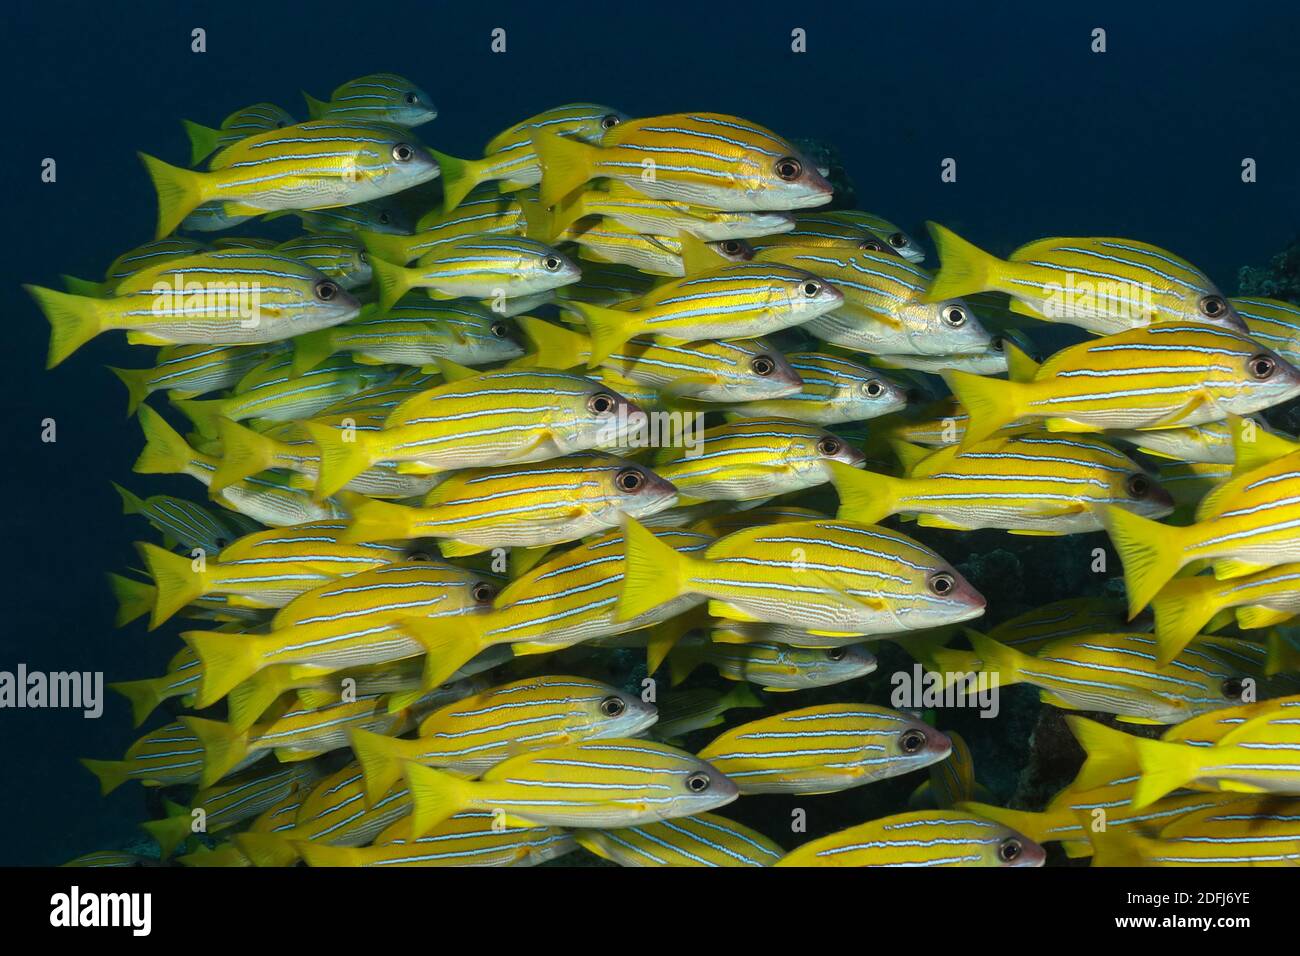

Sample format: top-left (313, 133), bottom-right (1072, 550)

top-left (1249, 354), bottom-right (1276, 379)
top-left (600, 695), bottom-right (626, 717)
top-left (615, 468), bottom-right (645, 492)
top-left (775, 157), bottom-right (803, 181)
top-left (928, 572), bottom-right (955, 596)
top-left (899, 729), bottom-right (927, 754)
top-left (378, 211), bottom-right (391, 224)
top-left (1199, 294), bottom-right (1227, 318)
top-left (472, 582), bottom-right (496, 604)
top-left (991, 337), bottom-right (1005, 352)
top-left (816, 436), bottom-right (843, 456)
top-left (1126, 474), bottom-right (1151, 498)
top-left (392, 143), bottom-right (415, 163)
top-left (542, 255), bottom-right (564, 272)
top-left (863, 379), bottom-right (886, 398)
top-left (490, 321), bottom-right (509, 338)
top-left (685, 771), bottom-right (712, 793)
top-left (827, 647), bottom-right (847, 661)
top-left (406, 550), bottom-right (433, 562)
top-left (942, 305), bottom-right (967, 328)
top-left (588, 392), bottom-right (617, 415)
top-left (315, 280), bottom-right (340, 301)
top-left (859, 239), bottom-right (884, 252)
top-left (358, 250), bottom-right (368, 264)
top-left (801, 280), bottom-right (822, 298)
top-left (214, 537), bottom-right (228, 548)
top-left (1222, 678), bottom-right (1245, 699)
top-left (719, 239), bottom-right (744, 256)
top-left (998, 838), bottom-right (1024, 863)
top-left (600, 114), bottom-right (621, 130)
top-left (888, 232), bottom-right (908, 248)
top-left (750, 356), bottom-right (776, 376)
top-left (404, 92), bottom-right (419, 105)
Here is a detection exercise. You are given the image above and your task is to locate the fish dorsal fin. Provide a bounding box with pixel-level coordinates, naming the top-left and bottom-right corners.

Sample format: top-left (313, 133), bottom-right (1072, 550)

top-left (435, 358), bottom-right (477, 383)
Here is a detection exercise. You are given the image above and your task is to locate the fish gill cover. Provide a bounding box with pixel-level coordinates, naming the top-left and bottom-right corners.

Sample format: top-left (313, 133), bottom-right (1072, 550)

top-left (6, 1), bottom-right (1300, 876)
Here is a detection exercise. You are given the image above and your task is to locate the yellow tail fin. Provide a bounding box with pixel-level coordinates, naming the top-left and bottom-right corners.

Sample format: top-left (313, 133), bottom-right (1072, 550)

top-left (134, 405), bottom-right (196, 476)
top-left (171, 398), bottom-right (226, 440)
top-left (369, 256), bottom-right (414, 312)
top-left (291, 329), bottom-right (338, 375)
top-left (401, 615), bottom-right (487, 690)
top-left (108, 677), bottom-right (165, 728)
top-left (213, 418), bottom-right (278, 493)
top-left (136, 542), bottom-right (207, 629)
top-left (25, 284), bottom-right (105, 368)
top-left (232, 831), bottom-right (300, 867)
top-left (349, 728), bottom-right (411, 806)
top-left (1063, 716), bottom-right (1142, 791)
top-left (141, 814), bottom-right (194, 858)
top-left (943, 370), bottom-right (1026, 446)
top-left (1149, 575), bottom-right (1223, 665)
top-left (429, 150), bottom-right (488, 213)
top-left (303, 421), bottom-right (380, 499)
top-left (225, 668), bottom-right (294, 732)
top-left (516, 315), bottom-right (591, 369)
top-left (827, 460), bottom-right (903, 524)
top-left (964, 631), bottom-right (1028, 690)
top-left (182, 630), bottom-right (265, 708)
top-left (106, 572), bottom-right (155, 628)
top-left (294, 841), bottom-right (364, 867)
top-left (562, 301), bottom-right (639, 368)
top-left (106, 366), bottom-right (152, 415)
top-left (340, 497), bottom-right (417, 543)
top-left (923, 222), bottom-right (1002, 302)
top-left (1130, 736), bottom-right (1205, 809)
top-left (181, 119), bottom-right (221, 166)
top-left (356, 229), bottom-right (414, 266)
top-left (404, 763), bottom-right (474, 838)
top-left (61, 274), bottom-right (109, 297)
top-left (81, 758), bottom-right (131, 796)
top-left (531, 128), bottom-right (599, 207)
top-left (616, 517), bottom-right (694, 623)
top-left (138, 152), bottom-right (209, 239)
top-left (1098, 506), bottom-right (1187, 618)
top-left (184, 716), bottom-right (252, 788)
top-left (955, 802), bottom-right (1055, 845)
top-left (302, 90), bottom-right (329, 119)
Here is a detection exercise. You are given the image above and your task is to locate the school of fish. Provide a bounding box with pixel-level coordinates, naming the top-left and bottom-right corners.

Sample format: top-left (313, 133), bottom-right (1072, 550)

top-left (34, 73), bottom-right (1300, 869)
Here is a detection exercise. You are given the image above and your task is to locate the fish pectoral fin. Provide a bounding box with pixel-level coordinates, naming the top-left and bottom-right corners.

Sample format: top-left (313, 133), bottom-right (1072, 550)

top-left (395, 462), bottom-right (438, 475)
top-left (1044, 417), bottom-right (1102, 433)
top-left (1114, 715), bottom-right (1166, 726)
top-left (1160, 393), bottom-right (1207, 427)
top-left (1217, 781), bottom-right (1269, 793)
top-left (1007, 298), bottom-right (1051, 321)
top-left (915, 514), bottom-right (972, 530)
top-left (707, 601), bottom-right (762, 622)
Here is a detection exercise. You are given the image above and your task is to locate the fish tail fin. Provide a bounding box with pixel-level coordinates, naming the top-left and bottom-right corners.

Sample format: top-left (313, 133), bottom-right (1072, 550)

top-left (138, 151), bottom-right (208, 239)
top-left (645, 613), bottom-right (699, 676)
top-left (369, 256), bottom-right (412, 312)
top-left (136, 541), bottom-right (207, 628)
top-left (340, 497), bottom-right (417, 543)
top-left (1097, 506), bottom-right (1187, 618)
top-left (108, 677), bottom-right (165, 727)
top-left (963, 631), bottom-right (1027, 689)
top-left (827, 461), bottom-right (903, 524)
top-left (943, 370), bottom-right (1025, 446)
top-left (617, 517), bottom-right (694, 622)
top-left (1130, 736), bottom-right (1203, 809)
top-left (562, 301), bottom-right (637, 368)
top-left (531, 128), bottom-right (598, 207)
top-left (349, 728), bottom-right (410, 806)
top-left (112, 482), bottom-right (146, 515)
top-left (225, 669), bottom-right (292, 732)
top-left (291, 329), bottom-right (337, 375)
top-left (302, 90), bottom-right (328, 119)
top-left (429, 150), bottom-right (487, 213)
top-left (356, 229), bottom-right (412, 266)
top-left (404, 763), bottom-right (474, 838)
top-left (295, 841), bottom-right (364, 867)
top-left (106, 572), bottom-right (155, 628)
top-left (61, 274), bottom-right (107, 297)
top-left (181, 119), bottom-right (221, 166)
top-left (171, 398), bottom-right (225, 440)
top-left (25, 284), bottom-right (104, 368)
top-left (955, 802), bottom-right (1052, 845)
top-left (924, 222), bottom-right (1000, 301)
top-left (232, 832), bottom-right (301, 868)
top-left (80, 758), bottom-right (132, 796)
top-left (304, 421), bottom-right (381, 499)
top-left (546, 190), bottom-right (592, 237)
top-left (515, 315), bottom-right (591, 370)
top-left (184, 716), bottom-right (252, 788)
top-left (181, 629), bottom-right (264, 708)
top-left (400, 614), bottom-right (487, 689)
top-left (1063, 716), bottom-right (1142, 791)
top-left (141, 814), bottom-right (194, 858)
top-left (106, 366), bottom-right (151, 415)
top-left (722, 682), bottom-right (764, 710)
top-left (1087, 829), bottom-right (1160, 867)
top-left (1149, 576), bottom-right (1222, 665)
top-left (212, 418), bottom-right (277, 493)
top-left (134, 405), bottom-right (196, 476)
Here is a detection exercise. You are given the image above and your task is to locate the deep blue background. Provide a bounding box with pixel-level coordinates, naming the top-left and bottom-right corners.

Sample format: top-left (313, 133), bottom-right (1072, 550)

top-left (1, 0), bottom-right (1297, 864)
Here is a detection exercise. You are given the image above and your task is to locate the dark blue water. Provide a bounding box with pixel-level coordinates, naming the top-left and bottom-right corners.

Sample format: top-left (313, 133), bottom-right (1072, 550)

top-left (2, 0), bottom-right (1297, 864)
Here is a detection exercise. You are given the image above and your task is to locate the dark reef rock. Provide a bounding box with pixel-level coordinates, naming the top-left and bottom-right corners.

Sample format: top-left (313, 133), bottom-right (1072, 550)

top-left (1237, 236), bottom-right (1300, 301)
